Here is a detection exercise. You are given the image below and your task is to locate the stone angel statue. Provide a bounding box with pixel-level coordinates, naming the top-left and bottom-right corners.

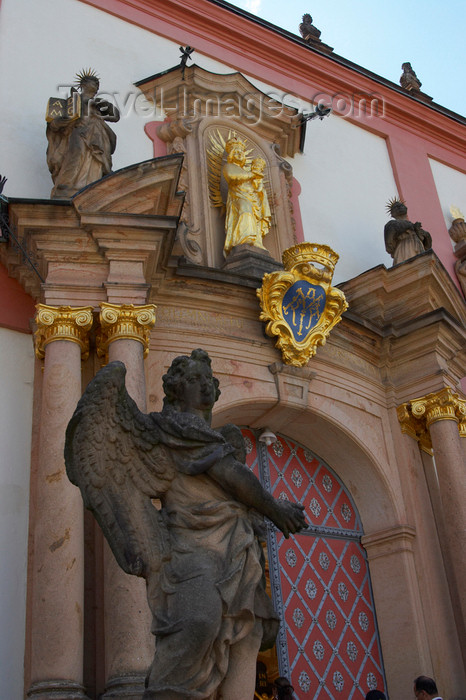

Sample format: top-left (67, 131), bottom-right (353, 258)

top-left (208, 130), bottom-right (272, 256)
top-left (65, 349), bottom-right (307, 700)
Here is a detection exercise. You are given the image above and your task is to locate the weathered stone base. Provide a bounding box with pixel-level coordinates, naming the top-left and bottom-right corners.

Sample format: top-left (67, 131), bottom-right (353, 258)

top-left (27, 680), bottom-right (91, 699)
top-left (222, 243), bottom-right (282, 278)
top-left (102, 674), bottom-right (146, 699)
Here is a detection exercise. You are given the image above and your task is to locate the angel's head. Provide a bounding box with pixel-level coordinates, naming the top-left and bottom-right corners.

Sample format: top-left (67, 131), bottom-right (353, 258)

top-left (162, 349), bottom-right (220, 416)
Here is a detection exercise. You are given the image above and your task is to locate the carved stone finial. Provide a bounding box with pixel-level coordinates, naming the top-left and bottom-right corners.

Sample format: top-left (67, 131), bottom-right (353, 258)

top-left (449, 206), bottom-right (466, 245)
top-left (397, 388), bottom-right (466, 450)
top-left (96, 302), bottom-right (157, 361)
top-left (400, 62), bottom-right (422, 93)
top-left (34, 304), bottom-right (94, 360)
top-left (299, 13), bottom-right (322, 44)
top-left (384, 198), bottom-right (432, 265)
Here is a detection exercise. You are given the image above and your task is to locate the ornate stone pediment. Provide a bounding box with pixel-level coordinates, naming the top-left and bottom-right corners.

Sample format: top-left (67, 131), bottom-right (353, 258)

top-left (4, 156), bottom-right (184, 304)
top-left (137, 65), bottom-right (303, 269)
top-left (73, 155), bottom-right (184, 218)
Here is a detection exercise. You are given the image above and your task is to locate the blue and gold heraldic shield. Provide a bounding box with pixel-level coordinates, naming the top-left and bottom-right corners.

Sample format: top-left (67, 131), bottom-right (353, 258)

top-left (282, 281), bottom-right (326, 342)
top-left (257, 242), bottom-right (348, 366)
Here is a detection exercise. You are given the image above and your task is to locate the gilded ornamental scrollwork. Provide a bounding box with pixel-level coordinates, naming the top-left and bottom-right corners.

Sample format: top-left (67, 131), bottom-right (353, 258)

top-left (96, 302), bottom-right (157, 361)
top-left (397, 387), bottom-right (466, 449)
top-left (411, 387), bottom-right (466, 427)
top-left (34, 304), bottom-right (94, 360)
top-left (257, 243), bottom-right (348, 367)
top-left (396, 404), bottom-right (433, 455)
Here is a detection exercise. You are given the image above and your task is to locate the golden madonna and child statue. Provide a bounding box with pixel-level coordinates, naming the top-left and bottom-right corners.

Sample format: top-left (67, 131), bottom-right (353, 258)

top-left (65, 349), bottom-right (307, 699)
top-left (209, 134), bottom-right (272, 257)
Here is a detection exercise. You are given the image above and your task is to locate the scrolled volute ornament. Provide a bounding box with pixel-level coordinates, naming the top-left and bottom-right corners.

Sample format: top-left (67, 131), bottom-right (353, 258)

top-left (99, 304), bottom-right (120, 326)
top-left (396, 403), bottom-right (433, 454)
top-left (410, 387), bottom-right (466, 427)
top-left (257, 243), bottom-right (348, 367)
top-left (34, 304), bottom-right (94, 360)
top-left (97, 302), bottom-right (157, 361)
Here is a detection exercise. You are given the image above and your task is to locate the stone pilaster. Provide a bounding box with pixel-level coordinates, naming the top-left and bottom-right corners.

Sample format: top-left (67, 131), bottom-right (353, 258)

top-left (28, 305), bottom-right (93, 700)
top-left (397, 387), bottom-right (466, 665)
top-left (361, 526), bottom-right (432, 691)
top-left (97, 303), bottom-right (156, 700)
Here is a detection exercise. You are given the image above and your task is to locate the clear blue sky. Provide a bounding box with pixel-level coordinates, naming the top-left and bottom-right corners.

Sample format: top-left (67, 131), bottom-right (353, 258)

top-left (226, 0), bottom-right (466, 117)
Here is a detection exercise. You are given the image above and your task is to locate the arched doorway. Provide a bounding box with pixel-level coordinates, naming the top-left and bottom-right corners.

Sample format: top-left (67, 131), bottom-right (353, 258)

top-left (243, 429), bottom-right (387, 699)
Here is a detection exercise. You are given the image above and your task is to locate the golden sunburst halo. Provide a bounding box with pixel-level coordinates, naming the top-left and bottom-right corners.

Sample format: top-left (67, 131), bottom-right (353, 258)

top-left (74, 68), bottom-right (100, 88)
top-left (385, 195), bottom-right (406, 217)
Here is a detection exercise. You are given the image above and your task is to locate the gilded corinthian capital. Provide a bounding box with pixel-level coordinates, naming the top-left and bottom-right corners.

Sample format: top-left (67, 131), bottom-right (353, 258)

top-left (97, 302), bottom-right (157, 361)
top-left (397, 387), bottom-right (466, 450)
top-left (34, 304), bottom-right (94, 360)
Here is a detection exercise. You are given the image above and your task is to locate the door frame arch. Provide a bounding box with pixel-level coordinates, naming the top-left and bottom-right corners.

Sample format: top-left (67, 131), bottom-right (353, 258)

top-left (212, 395), bottom-right (432, 698)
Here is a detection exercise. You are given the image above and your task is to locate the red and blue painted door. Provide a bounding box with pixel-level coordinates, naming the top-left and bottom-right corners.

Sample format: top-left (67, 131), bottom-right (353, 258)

top-left (242, 429), bottom-right (387, 699)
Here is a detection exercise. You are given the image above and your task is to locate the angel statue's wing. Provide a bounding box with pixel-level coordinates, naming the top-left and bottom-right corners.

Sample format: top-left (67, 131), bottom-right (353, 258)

top-left (65, 361), bottom-right (176, 580)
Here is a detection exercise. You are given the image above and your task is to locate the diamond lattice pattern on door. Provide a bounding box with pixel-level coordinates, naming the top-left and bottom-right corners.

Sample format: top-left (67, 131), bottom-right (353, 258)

top-left (242, 429), bottom-right (386, 699)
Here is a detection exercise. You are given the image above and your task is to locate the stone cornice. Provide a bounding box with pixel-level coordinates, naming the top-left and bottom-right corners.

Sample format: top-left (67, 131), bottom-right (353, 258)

top-left (79, 0), bottom-right (466, 161)
top-left (361, 525), bottom-right (416, 559)
top-left (340, 253), bottom-right (466, 331)
top-left (3, 157), bottom-right (184, 304)
top-left (335, 254), bottom-right (466, 402)
top-left (34, 304), bottom-right (94, 360)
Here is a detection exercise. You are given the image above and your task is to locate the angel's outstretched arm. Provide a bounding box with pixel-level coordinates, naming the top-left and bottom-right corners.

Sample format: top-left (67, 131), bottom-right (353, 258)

top-left (207, 454), bottom-right (307, 538)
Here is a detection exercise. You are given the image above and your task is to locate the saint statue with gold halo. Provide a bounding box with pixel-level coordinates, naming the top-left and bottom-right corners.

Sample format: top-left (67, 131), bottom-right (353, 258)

top-left (46, 68), bottom-right (120, 199)
top-left (207, 131), bottom-right (271, 257)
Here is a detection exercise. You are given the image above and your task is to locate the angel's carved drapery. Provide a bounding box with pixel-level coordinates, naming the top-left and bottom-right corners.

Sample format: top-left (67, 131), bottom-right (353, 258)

top-left (65, 349), bottom-right (307, 700)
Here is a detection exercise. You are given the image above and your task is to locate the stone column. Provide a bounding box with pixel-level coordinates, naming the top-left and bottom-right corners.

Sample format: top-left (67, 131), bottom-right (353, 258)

top-left (97, 303), bottom-right (156, 700)
top-left (28, 305), bottom-right (93, 700)
top-left (398, 387), bottom-right (466, 664)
